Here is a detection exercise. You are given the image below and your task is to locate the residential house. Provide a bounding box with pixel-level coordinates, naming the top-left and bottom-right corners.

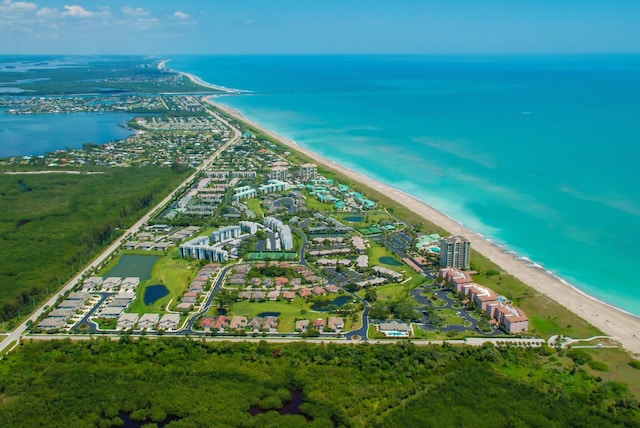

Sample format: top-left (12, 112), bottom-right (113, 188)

top-left (238, 291), bottom-right (252, 300)
top-left (298, 287), bottom-right (311, 298)
top-left (311, 286), bottom-right (326, 296)
top-left (247, 317), bottom-right (262, 331)
top-left (328, 317), bottom-right (344, 332)
top-left (282, 291), bottom-right (296, 302)
top-left (295, 319), bottom-right (309, 332)
top-left (158, 313), bottom-right (180, 331)
top-left (213, 316), bottom-right (230, 331)
top-left (199, 317), bottom-right (215, 330)
top-left (229, 316), bottom-right (248, 330)
top-left (262, 316), bottom-right (278, 332)
top-left (49, 308), bottom-right (74, 319)
top-left (267, 290), bottom-right (280, 301)
top-left (38, 317), bottom-right (66, 330)
top-left (117, 313), bottom-right (139, 330)
top-left (137, 313), bottom-right (159, 330)
top-left (325, 285), bottom-right (339, 294)
top-left (312, 318), bottom-right (326, 331)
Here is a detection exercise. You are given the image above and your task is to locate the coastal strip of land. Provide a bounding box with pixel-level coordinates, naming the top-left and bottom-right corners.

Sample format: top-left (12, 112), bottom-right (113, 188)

top-left (198, 95), bottom-right (640, 355)
top-left (158, 59), bottom-right (246, 94)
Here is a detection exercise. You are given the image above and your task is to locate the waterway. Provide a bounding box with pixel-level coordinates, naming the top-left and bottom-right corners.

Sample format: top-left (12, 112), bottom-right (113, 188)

top-left (0, 110), bottom-right (136, 157)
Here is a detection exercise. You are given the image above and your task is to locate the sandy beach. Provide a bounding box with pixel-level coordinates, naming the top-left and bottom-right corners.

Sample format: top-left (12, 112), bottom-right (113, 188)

top-left (197, 95), bottom-right (640, 355)
top-left (158, 59), bottom-right (245, 94)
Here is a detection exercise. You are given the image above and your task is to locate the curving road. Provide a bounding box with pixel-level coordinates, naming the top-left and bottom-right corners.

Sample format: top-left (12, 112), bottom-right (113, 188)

top-left (0, 106), bottom-right (241, 354)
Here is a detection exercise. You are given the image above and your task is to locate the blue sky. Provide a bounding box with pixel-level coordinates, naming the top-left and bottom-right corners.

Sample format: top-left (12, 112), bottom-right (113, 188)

top-left (1, 0), bottom-right (639, 54)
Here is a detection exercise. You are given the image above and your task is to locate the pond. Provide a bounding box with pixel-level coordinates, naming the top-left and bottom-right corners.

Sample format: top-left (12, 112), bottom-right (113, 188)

top-left (104, 255), bottom-right (159, 281)
top-left (248, 390), bottom-right (309, 419)
top-left (144, 284), bottom-right (169, 305)
top-left (379, 256), bottom-right (402, 266)
top-left (343, 216), bottom-right (364, 223)
top-left (257, 312), bottom-right (281, 318)
top-left (311, 295), bottom-right (352, 312)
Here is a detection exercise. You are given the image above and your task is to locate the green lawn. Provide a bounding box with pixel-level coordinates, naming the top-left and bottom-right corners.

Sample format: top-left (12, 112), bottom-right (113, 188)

top-left (372, 283), bottom-right (410, 301)
top-left (127, 255), bottom-right (202, 314)
top-left (231, 298), bottom-right (313, 332)
top-left (302, 191), bottom-right (335, 212)
top-left (439, 309), bottom-right (466, 325)
top-left (336, 210), bottom-right (395, 229)
top-left (244, 198), bottom-right (264, 217)
top-left (230, 297), bottom-right (360, 333)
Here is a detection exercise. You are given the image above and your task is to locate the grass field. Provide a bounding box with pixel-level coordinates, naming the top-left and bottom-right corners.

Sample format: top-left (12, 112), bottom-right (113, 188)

top-left (127, 255), bottom-right (202, 314)
top-left (229, 296), bottom-right (360, 332)
top-left (439, 309), bottom-right (467, 325)
top-left (231, 298), bottom-right (312, 332)
top-left (244, 198), bottom-right (264, 217)
top-left (337, 210), bottom-right (396, 229)
top-left (302, 191), bottom-right (335, 212)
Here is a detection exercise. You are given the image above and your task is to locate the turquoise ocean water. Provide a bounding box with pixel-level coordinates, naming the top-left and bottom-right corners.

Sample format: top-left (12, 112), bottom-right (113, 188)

top-left (169, 55), bottom-right (640, 315)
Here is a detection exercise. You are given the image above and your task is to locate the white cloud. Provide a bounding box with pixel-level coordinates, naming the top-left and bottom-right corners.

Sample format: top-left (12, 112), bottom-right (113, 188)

top-left (62, 5), bottom-right (94, 18)
top-left (0, 0), bottom-right (37, 12)
top-left (122, 6), bottom-right (147, 16)
top-left (36, 7), bottom-right (59, 19)
top-left (173, 11), bottom-right (189, 20)
top-left (134, 16), bottom-right (158, 29)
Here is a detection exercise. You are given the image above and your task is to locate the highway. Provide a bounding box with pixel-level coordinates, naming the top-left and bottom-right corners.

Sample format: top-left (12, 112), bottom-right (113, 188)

top-left (0, 106), bottom-right (241, 354)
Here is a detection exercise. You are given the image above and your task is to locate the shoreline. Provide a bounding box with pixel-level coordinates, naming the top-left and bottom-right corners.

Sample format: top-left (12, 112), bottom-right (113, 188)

top-left (198, 95), bottom-right (640, 355)
top-left (159, 59), bottom-right (248, 94)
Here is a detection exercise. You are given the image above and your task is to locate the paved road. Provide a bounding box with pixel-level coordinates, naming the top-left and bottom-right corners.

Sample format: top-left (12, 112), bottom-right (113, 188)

top-left (181, 266), bottom-right (233, 332)
top-left (23, 333), bottom-right (547, 348)
top-left (0, 107), bottom-right (241, 354)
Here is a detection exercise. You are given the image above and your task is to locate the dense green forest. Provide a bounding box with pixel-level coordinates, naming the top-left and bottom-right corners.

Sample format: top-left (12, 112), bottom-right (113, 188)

top-left (0, 167), bottom-right (190, 324)
top-left (0, 339), bottom-right (638, 427)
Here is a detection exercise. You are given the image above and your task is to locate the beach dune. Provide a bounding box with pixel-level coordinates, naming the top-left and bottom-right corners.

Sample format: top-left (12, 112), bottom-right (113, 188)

top-left (202, 97), bottom-right (640, 355)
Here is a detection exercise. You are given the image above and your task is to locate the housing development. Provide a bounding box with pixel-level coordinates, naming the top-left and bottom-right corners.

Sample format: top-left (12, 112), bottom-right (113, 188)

top-left (21, 93), bottom-right (531, 344)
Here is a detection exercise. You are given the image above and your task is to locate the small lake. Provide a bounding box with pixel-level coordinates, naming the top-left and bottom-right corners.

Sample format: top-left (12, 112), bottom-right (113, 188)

top-left (257, 312), bottom-right (281, 318)
top-left (104, 255), bottom-right (159, 280)
top-left (249, 390), bottom-right (309, 419)
top-left (343, 216), bottom-right (364, 223)
top-left (311, 295), bottom-right (351, 312)
top-left (144, 284), bottom-right (169, 305)
top-left (379, 256), bottom-right (402, 266)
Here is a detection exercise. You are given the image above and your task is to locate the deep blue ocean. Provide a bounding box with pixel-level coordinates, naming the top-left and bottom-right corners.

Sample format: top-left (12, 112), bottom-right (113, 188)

top-left (168, 55), bottom-right (640, 315)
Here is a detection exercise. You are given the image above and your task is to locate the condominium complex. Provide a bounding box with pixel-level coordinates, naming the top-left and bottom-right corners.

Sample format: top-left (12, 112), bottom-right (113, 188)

top-left (299, 163), bottom-right (318, 182)
top-left (440, 267), bottom-right (528, 334)
top-left (178, 236), bottom-right (230, 263)
top-left (439, 235), bottom-right (471, 269)
top-left (270, 166), bottom-right (289, 181)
